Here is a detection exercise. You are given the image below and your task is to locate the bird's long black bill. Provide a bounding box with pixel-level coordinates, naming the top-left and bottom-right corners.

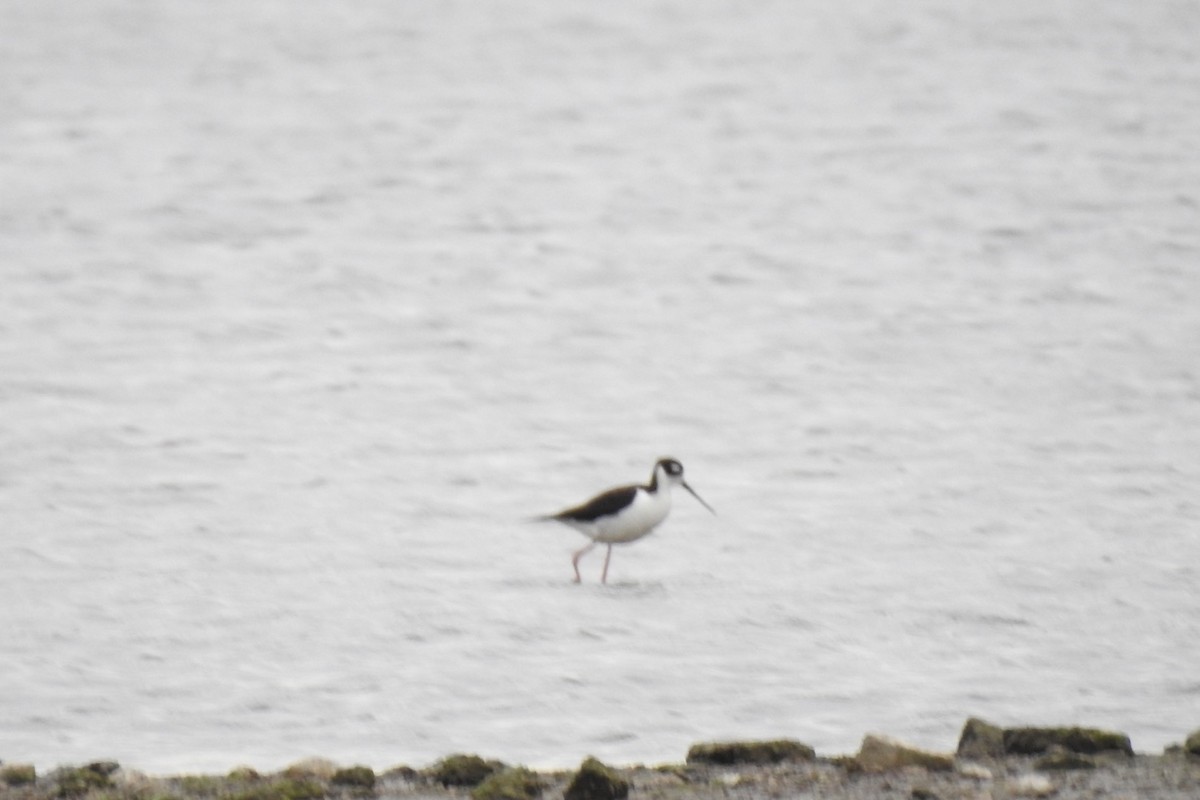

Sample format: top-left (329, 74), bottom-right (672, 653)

top-left (682, 481), bottom-right (716, 515)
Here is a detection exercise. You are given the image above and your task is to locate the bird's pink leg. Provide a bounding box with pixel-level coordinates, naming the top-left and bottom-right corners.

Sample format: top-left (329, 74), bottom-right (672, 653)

top-left (601, 544), bottom-right (613, 584)
top-left (571, 542), bottom-right (595, 583)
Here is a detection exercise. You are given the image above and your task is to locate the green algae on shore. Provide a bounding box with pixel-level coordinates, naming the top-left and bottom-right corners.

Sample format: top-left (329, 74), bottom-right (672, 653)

top-left (1, 766), bottom-right (37, 789)
top-left (684, 739), bottom-right (815, 766)
top-left (427, 755), bottom-right (504, 788)
top-left (563, 757), bottom-right (628, 800)
top-left (468, 767), bottom-right (543, 800)
top-left (330, 767), bottom-right (375, 792)
top-left (1003, 726), bottom-right (1134, 756)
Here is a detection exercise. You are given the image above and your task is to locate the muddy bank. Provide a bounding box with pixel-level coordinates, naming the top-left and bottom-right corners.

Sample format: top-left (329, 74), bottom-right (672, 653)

top-left (4, 720), bottom-right (1200, 800)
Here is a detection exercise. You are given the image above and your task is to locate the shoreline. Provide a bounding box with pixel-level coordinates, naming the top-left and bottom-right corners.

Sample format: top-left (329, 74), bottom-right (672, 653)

top-left (5, 721), bottom-right (1199, 800)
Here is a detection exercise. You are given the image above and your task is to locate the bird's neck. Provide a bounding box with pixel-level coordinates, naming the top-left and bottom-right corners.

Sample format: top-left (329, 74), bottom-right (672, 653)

top-left (646, 466), bottom-right (669, 495)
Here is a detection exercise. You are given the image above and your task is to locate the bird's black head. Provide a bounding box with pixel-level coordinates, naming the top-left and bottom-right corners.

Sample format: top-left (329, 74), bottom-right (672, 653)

top-left (651, 457), bottom-right (716, 515)
top-left (656, 457), bottom-right (684, 478)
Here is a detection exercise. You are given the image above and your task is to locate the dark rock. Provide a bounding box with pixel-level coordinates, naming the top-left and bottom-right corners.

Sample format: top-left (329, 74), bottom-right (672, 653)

top-left (856, 735), bottom-right (954, 773)
top-left (564, 757), bottom-right (629, 800)
top-left (331, 765), bottom-right (376, 790)
top-left (956, 717), bottom-right (1005, 759)
top-left (85, 761), bottom-right (120, 777)
top-left (54, 764), bottom-right (117, 798)
top-left (382, 766), bottom-right (418, 782)
top-left (469, 767), bottom-right (543, 800)
top-left (911, 788), bottom-right (940, 800)
top-left (430, 754), bottom-right (505, 787)
top-left (685, 739), bottom-right (816, 765)
top-left (1033, 747), bottom-right (1097, 771)
top-left (1185, 729), bottom-right (1200, 757)
top-left (1003, 726), bottom-right (1133, 756)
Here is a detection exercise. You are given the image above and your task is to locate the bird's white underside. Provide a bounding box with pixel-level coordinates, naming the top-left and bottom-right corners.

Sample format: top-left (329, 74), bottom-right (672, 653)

top-left (559, 485), bottom-right (673, 544)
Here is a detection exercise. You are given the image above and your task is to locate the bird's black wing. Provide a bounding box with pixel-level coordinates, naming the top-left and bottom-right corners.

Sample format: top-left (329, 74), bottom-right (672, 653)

top-left (550, 485), bottom-right (638, 523)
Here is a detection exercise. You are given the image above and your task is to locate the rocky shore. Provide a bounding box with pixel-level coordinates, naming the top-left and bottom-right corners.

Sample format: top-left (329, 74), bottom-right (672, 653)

top-left (4, 720), bottom-right (1199, 800)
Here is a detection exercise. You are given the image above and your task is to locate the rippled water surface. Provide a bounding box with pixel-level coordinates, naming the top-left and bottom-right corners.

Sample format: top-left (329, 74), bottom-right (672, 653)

top-left (3, 0), bottom-right (1199, 774)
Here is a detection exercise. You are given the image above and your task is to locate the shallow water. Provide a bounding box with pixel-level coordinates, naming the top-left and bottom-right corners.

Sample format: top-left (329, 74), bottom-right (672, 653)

top-left (2, 0), bottom-right (1199, 775)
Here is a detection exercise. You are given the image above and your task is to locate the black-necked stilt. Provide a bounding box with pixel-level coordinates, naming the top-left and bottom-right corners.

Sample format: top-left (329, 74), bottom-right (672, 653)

top-left (538, 458), bottom-right (715, 584)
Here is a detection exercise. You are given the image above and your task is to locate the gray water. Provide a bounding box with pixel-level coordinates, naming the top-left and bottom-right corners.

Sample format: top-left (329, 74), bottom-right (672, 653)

top-left (2, 0), bottom-right (1199, 775)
